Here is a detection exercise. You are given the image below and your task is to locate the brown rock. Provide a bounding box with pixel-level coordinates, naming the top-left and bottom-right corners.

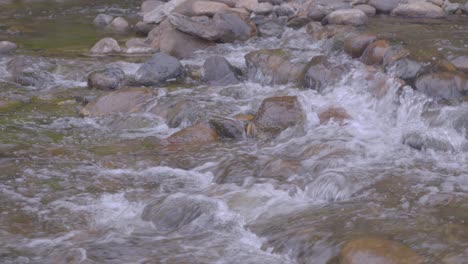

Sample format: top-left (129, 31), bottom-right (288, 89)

top-left (340, 237), bottom-right (424, 264)
top-left (450, 56), bottom-right (468, 74)
top-left (391, 2), bottom-right (446, 18)
top-left (361, 40), bottom-right (390, 65)
top-left (318, 106), bottom-right (351, 125)
top-left (166, 122), bottom-right (218, 144)
top-left (192, 1), bottom-right (230, 16)
top-left (415, 72), bottom-right (468, 100)
top-left (344, 34), bottom-right (377, 58)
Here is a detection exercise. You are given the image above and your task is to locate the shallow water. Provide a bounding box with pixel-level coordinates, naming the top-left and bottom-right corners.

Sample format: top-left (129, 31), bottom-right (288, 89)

top-left (1, 1), bottom-right (467, 264)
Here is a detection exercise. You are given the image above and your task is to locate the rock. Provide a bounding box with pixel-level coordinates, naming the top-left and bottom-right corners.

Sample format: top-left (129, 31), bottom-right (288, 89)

top-left (253, 96), bottom-right (304, 138)
top-left (134, 52), bottom-right (183, 86)
top-left (87, 68), bottom-right (125, 90)
top-left (391, 2), bottom-right (446, 18)
top-left (93, 14), bottom-right (114, 27)
top-left (147, 19), bottom-right (213, 59)
top-left (257, 19), bottom-right (285, 38)
top-left (340, 237), bottom-right (424, 264)
top-left (344, 34), bottom-right (377, 58)
top-left (124, 38), bottom-right (155, 54)
top-left (0, 41), bottom-right (17, 53)
top-left (80, 88), bottom-right (157, 117)
top-left (444, 2), bottom-right (461, 14)
top-left (273, 3), bottom-right (296, 17)
top-left (391, 58), bottom-right (423, 82)
top-left (427, 0), bottom-right (443, 7)
top-left (192, 1), bottom-right (230, 16)
top-left (318, 106), bottom-right (351, 125)
top-left (235, 0), bottom-right (258, 11)
top-left (252, 2), bottom-right (274, 14)
top-left (353, 4), bottom-right (376, 16)
top-left (258, 0), bottom-right (282, 5)
top-left (302, 55), bottom-right (345, 92)
top-left (368, 0), bottom-right (399, 14)
top-left (141, 0), bottom-right (164, 14)
top-left (287, 16), bottom-right (311, 29)
top-left (361, 40), bottom-right (390, 65)
top-left (323, 9), bottom-right (368, 26)
top-left (106, 17), bottom-right (130, 32)
top-left (245, 49), bottom-right (306, 85)
top-left (168, 12), bottom-right (256, 43)
top-left (306, 22), bottom-right (348, 41)
top-left (135, 21), bottom-right (156, 36)
top-left (201, 56), bottom-right (241, 86)
top-left (166, 122), bottom-right (218, 144)
top-left (90, 38), bottom-right (121, 54)
top-left (307, 4), bottom-right (329, 21)
top-left (143, 0), bottom-right (185, 24)
top-left (209, 116), bottom-right (245, 139)
top-left (6, 56), bottom-right (54, 88)
top-left (382, 45), bottom-right (410, 68)
top-left (450, 56), bottom-right (468, 74)
top-left (415, 72), bottom-right (468, 100)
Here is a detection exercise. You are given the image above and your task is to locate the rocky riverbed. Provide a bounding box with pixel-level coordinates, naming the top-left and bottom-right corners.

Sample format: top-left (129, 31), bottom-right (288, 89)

top-left (0, 0), bottom-right (467, 263)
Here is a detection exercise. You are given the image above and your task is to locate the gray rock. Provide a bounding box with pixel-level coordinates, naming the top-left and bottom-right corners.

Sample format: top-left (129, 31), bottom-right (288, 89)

top-left (135, 21), bottom-right (156, 36)
top-left (450, 56), bottom-right (468, 74)
top-left (134, 53), bottom-right (184, 86)
top-left (391, 2), bottom-right (446, 18)
top-left (93, 14), bottom-right (114, 27)
top-left (201, 56), bottom-right (241, 86)
top-left (353, 4), bottom-right (376, 16)
top-left (257, 20), bottom-right (285, 37)
top-left (0, 41), bottom-right (17, 53)
top-left (308, 4), bottom-right (330, 21)
top-left (87, 68), bottom-right (125, 90)
top-left (415, 72), bottom-right (468, 100)
top-left (141, 0), bottom-right (164, 14)
top-left (143, 0), bottom-right (185, 24)
top-left (209, 116), bottom-right (245, 139)
top-left (252, 2), bottom-right (274, 14)
top-left (90, 38), bottom-right (121, 54)
top-left (444, 2), bottom-right (461, 14)
top-left (323, 9), bottom-right (368, 26)
top-left (6, 56), bottom-right (55, 89)
top-left (392, 58), bottom-right (423, 82)
top-left (106, 17), bottom-right (130, 33)
top-left (258, 0), bottom-right (282, 5)
top-left (302, 55), bottom-right (345, 92)
top-left (368, 0), bottom-right (399, 14)
top-left (124, 38), bottom-right (156, 54)
top-left (273, 3), bottom-right (296, 17)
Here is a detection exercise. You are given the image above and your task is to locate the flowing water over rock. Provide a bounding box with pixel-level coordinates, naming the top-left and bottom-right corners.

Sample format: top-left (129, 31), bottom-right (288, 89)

top-left (1, 1), bottom-right (468, 263)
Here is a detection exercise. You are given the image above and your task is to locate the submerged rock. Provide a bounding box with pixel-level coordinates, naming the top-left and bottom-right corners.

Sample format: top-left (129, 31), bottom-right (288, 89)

top-left (302, 55), bottom-right (345, 92)
top-left (253, 96), bottom-right (304, 138)
top-left (415, 72), bottom-right (468, 100)
top-left (323, 9), bottom-right (368, 26)
top-left (344, 34), bottom-right (377, 58)
top-left (93, 14), bottom-right (114, 27)
top-left (6, 56), bottom-right (55, 88)
top-left (90, 38), bottom-right (121, 54)
top-left (80, 88), bottom-right (157, 117)
top-left (87, 68), bottom-right (125, 90)
top-left (318, 106), bottom-right (351, 125)
top-left (391, 2), bottom-right (446, 18)
top-left (361, 40), bottom-right (390, 65)
top-left (450, 56), bottom-right (468, 74)
top-left (201, 56), bottom-right (242, 86)
top-left (0, 41), bottom-right (17, 53)
top-left (340, 237), bottom-right (424, 264)
top-left (209, 116), bottom-right (245, 140)
top-left (166, 122), bottom-right (218, 144)
top-left (134, 52), bottom-right (183, 86)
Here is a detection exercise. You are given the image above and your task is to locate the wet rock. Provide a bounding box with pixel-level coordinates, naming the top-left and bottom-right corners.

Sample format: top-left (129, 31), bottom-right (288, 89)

top-left (134, 52), bottom-right (183, 86)
top-left (253, 96), bottom-right (304, 138)
top-left (90, 38), bottom-right (121, 54)
top-left (141, 0), bottom-right (164, 14)
top-left (168, 12), bottom-right (256, 43)
top-left (259, 0), bottom-right (282, 5)
top-left (415, 72), bottom-right (468, 100)
top-left (135, 21), bottom-right (155, 36)
top-left (287, 16), bottom-right (311, 29)
top-left (235, 0), bottom-right (257, 11)
top-left (340, 237), bottom-right (424, 264)
top-left (124, 38), bottom-right (156, 54)
top-left (143, 0), bottom-right (185, 24)
top-left (353, 4), bottom-right (376, 16)
top-left (166, 122), bottom-right (218, 144)
top-left (93, 14), bottom-right (114, 27)
top-left (444, 2), bottom-right (461, 14)
top-left (252, 2), bottom-right (274, 14)
top-left (0, 41), bottom-right (17, 53)
top-left (323, 9), bottom-right (368, 26)
top-left (245, 49), bottom-right (306, 85)
top-left (361, 40), bottom-right (390, 65)
top-left (391, 2), bottom-right (446, 18)
top-left (302, 55), bottom-right (344, 92)
top-left (257, 19), bottom-right (285, 38)
top-left (106, 17), bottom-right (130, 33)
top-left (148, 19), bottom-right (213, 59)
top-left (307, 4), bottom-right (329, 21)
top-left (344, 34), bottom-right (377, 58)
top-left (306, 22), bottom-right (341, 41)
top-left (192, 1), bottom-right (231, 16)
top-left (87, 68), bottom-right (125, 90)
top-left (318, 106), bottom-right (351, 125)
top-left (403, 131), bottom-right (458, 152)
top-left (6, 56), bottom-right (55, 88)
top-left (450, 56), bottom-right (468, 74)
top-left (273, 3), bottom-right (296, 17)
top-left (391, 58), bottom-right (423, 82)
top-left (368, 0), bottom-right (400, 14)
top-left (382, 45), bottom-right (410, 68)
top-left (259, 158), bottom-right (302, 181)
top-left (81, 88), bottom-right (157, 117)
top-left (209, 116), bottom-right (245, 139)
top-left (201, 56), bottom-right (241, 86)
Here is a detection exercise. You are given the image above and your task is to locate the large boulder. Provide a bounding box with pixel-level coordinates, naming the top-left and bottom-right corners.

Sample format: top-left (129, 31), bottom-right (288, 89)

top-left (80, 88), bottom-right (157, 117)
top-left (93, 14), bottom-right (114, 27)
top-left (200, 56), bottom-right (242, 86)
top-left (134, 52), bottom-right (184, 86)
top-left (353, 4), bottom-right (376, 16)
top-left (168, 12), bottom-right (256, 43)
top-left (391, 2), bottom-right (446, 18)
top-left (87, 68), bottom-right (125, 90)
top-left (0, 41), bottom-right (17, 53)
top-left (415, 72), bottom-right (468, 100)
top-left (340, 237), bottom-right (424, 264)
top-left (323, 9), bottom-right (368, 26)
top-left (253, 96), bottom-right (304, 138)
top-left (143, 0), bottom-right (186, 24)
top-left (147, 19), bottom-right (213, 59)
top-left (343, 34), bottom-right (377, 58)
top-left (90, 38), bottom-right (121, 54)
top-left (6, 56), bottom-right (55, 88)
top-left (302, 55), bottom-right (345, 92)
top-left (391, 58), bottom-right (423, 82)
top-left (245, 49), bottom-right (306, 85)
top-left (368, 0), bottom-right (400, 14)
top-left (361, 40), bottom-right (390, 65)
top-left (166, 122), bottom-right (218, 144)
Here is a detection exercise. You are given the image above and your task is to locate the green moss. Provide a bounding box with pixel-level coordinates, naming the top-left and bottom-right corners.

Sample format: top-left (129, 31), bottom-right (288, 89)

top-left (45, 131), bottom-right (65, 143)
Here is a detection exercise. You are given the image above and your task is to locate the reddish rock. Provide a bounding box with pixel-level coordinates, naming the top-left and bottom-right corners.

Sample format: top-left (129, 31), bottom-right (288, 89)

top-left (344, 34), bottom-right (377, 58)
top-left (166, 123), bottom-right (218, 144)
top-left (318, 106), bottom-right (351, 125)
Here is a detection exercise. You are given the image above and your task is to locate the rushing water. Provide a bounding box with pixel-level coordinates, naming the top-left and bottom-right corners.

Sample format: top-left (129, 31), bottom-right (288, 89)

top-left (1, 1), bottom-right (467, 263)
